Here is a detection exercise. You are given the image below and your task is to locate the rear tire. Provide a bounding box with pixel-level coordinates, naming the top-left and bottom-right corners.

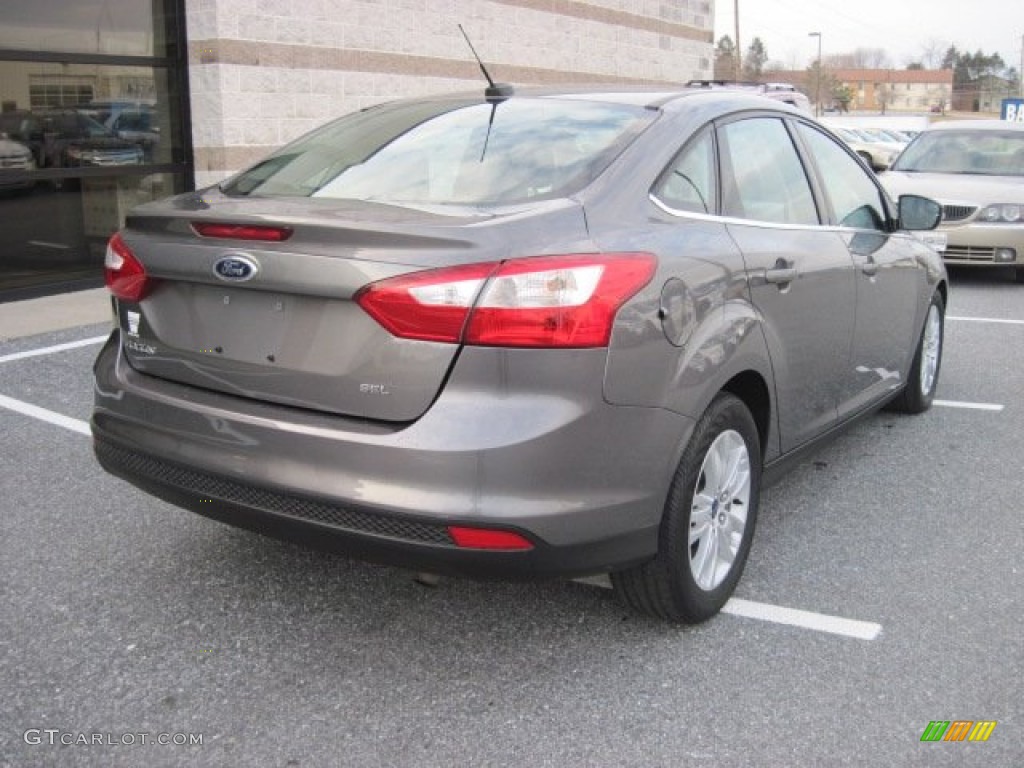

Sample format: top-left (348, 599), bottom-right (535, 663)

top-left (889, 291), bottom-right (944, 414)
top-left (612, 393), bottom-right (761, 623)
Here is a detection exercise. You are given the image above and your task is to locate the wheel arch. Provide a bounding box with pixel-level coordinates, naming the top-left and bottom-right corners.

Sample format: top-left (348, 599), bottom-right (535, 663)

top-left (719, 370), bottom-right (771, 457)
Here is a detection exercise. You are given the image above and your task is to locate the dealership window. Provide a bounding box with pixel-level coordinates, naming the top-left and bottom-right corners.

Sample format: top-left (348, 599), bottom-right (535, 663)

top-left (0, 0), bottom-right (192, 300)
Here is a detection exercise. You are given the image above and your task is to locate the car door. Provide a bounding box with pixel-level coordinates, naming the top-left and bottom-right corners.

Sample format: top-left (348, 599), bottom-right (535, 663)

top-left (717, 115), bottom-right (857, 452)
top-left (794, 121), bottom-right (922, 418)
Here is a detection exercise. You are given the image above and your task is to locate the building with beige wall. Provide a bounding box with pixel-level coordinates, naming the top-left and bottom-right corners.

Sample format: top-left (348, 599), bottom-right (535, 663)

top-left (834, 68), bottom-right (952, 113)
top-left (185, 0), bottom-right (715, 187)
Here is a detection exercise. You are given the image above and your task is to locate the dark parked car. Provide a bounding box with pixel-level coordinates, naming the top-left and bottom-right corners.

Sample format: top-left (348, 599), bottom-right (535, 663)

top-left (0, 109), bottom-right (142, 170)
top-left (93, 87), bottom-right (947, 623)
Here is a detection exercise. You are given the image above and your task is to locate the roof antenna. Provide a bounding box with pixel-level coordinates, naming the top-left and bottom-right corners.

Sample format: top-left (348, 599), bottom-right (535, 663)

top-left (458, 24), bottom-right (514, 103)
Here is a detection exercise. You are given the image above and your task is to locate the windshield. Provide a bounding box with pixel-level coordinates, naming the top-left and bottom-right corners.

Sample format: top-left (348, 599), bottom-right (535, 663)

top-left (221, 98), bottom-right (656, 204)
top-left (892, 129), bottom-right (1024, 175)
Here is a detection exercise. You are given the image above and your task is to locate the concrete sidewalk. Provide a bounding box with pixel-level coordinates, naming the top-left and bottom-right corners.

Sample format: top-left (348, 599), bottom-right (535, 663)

top-left (0, 288), bottom-right (111, 341)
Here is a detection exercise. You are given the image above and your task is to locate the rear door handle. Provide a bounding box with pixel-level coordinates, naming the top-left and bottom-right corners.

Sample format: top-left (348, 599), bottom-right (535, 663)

top-left (764, 267), bottom-right (798, 284)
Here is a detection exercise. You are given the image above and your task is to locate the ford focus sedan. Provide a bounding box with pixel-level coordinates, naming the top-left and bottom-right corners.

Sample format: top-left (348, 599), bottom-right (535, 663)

top-left (93, 87), bottom-right (947, 623)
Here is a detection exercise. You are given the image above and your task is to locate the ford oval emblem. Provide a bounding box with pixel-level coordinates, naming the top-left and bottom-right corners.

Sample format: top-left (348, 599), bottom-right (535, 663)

top-left (213, 254), bottom-right (259, 282)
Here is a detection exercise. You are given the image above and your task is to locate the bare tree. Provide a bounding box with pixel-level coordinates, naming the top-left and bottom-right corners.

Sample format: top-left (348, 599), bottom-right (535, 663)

top-left (920, 38), bottom-right (950, 69)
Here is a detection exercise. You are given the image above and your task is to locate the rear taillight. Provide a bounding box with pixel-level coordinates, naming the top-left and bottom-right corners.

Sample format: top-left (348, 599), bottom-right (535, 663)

top-left (104, 233), bottom-right (153, 302)
top-left (356, 254), bottom-right (655, 348)
top-left (191, 222), bottom-right (293, 241)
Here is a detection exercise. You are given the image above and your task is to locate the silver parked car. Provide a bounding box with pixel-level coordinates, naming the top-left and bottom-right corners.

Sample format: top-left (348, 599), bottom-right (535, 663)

top-left (93, 87), bottom-right (947, 623)
top-left (880, 119), bottom-right (1024, 281)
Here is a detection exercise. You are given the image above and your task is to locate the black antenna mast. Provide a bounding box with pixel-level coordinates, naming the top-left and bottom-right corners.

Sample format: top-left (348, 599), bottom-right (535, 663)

top-left (458, 24), bottom-right (514, 103)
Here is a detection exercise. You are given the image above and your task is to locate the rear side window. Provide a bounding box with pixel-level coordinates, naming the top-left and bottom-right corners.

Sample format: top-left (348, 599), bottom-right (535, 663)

top-left (221, 98), bottom-right (656, 205)
top-left (797, 123), bottom-right (887, 231)
top-left (652, 129), bottom-right (717, 214)
top-left (719, 117), bottom-right (819, 226)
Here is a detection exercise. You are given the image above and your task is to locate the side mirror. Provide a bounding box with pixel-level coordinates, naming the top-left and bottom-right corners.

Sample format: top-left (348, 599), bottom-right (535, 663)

top-left (898, 194), bottom-right (941, 231)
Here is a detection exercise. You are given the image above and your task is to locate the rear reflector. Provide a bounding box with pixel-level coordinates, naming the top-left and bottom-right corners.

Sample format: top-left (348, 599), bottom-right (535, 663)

top-left (448, 526), bottom-right (534, 551)
top-left (356, 253), bottom-right (655, 348)
top-left (192, 222), bottom-right (294, 241)
top-left (104, 233), bottom-right (153, 302)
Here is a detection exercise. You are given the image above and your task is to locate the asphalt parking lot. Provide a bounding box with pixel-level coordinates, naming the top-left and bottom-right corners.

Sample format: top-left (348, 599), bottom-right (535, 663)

top-left (0, 269), bottom-right (1020, 767)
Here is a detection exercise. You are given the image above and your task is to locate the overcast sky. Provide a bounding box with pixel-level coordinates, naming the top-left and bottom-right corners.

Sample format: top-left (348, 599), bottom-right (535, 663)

top-left (714, 0), bottom-right (1023, 71)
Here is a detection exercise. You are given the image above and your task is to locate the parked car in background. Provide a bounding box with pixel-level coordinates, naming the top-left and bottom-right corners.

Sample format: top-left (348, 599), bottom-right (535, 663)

top-left (828, 125), bottom-right (901, 170)
top-left (0, 109), bottom-right (143, 171)
top-left (686, 80), bottom-right (812, 112)
top-left (880, 119), bottom-right (1024, 282)
top-left (0, 135), bottom-right (36, 192)
top-left (105, 107), bottom-right (160, 161)
top-left (93, 86), bottom-right (947, 623)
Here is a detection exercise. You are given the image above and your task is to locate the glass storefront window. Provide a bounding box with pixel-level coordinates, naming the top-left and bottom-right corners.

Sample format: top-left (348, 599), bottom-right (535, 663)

top-left (0, 0), bottom-right (173, 58)
top-left (0, 1), bottom-right (189, 298)
top-left (1, 62), bottom-right (181, 168)
top-left (0, 173), bottom-right (177, 293)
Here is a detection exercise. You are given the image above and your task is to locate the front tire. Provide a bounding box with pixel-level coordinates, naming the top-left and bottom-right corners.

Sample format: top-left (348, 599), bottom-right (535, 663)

top-left (889, 291), bottom-right (944, 414)
top-left (612, 393), bottom-right (761, 623)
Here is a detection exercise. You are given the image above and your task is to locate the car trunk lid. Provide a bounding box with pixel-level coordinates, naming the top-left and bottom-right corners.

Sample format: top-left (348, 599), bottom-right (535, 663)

top-left (114, 191), bottom-right (591, 421)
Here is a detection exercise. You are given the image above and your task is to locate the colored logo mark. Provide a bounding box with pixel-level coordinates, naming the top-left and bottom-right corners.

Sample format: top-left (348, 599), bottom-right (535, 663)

top-left (920, 720), bottom-right (997, 742)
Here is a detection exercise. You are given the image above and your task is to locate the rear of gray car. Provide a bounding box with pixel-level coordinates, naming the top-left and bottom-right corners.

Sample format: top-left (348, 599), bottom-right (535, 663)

top-left (93, 89), bottom-right (947, 622)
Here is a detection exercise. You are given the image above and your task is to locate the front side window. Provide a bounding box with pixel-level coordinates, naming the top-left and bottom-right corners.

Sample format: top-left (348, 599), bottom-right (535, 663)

top-left (718, 117), bottom-right (818, 225)
top-left (797, 123), bottom-right (887, 231)
top-left (222, 99), bottom-right (656, 205)
top-left (652, 129), bottom-right (717, 214)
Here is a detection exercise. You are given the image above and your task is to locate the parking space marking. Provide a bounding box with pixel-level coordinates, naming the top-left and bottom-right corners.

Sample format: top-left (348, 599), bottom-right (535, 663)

top-left (0, 335), bottom-right (107, 364)
top-left (948, 316), bottom-right (1024, 326)
top-left (0, 393), bottom-right (91, 436)
top-left (934, 399), bottom-right (1004, 411)
top-left (722, 598), bottom-right (881, 640)
top-left (573, 576), bottom-right (881, 640)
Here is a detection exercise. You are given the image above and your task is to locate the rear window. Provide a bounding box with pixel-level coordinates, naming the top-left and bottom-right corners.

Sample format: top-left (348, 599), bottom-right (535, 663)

top-left (221, 98), bottom-right (656, 204)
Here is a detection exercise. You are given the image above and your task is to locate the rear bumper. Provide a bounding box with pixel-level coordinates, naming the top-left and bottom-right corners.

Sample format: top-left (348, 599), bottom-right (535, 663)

top-left (92, 332), bottom-right (692, 579)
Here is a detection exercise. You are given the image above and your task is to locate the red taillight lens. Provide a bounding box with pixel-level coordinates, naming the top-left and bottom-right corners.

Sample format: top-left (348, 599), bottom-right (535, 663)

top-left (355, 262), bottom-right (499, 343)
top-left (104, 233), bottom-right (152, 302)
top-left (356, 253), bottom-right (655, 348)
top-left (192, 222), bottom-right (293, 241)
top-left (448, 526), bottom-right (534, 551)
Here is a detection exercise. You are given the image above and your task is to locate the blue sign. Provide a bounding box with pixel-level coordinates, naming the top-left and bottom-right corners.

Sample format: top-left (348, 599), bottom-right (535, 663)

top-left (1002, 98), bottom-right (1024, 122)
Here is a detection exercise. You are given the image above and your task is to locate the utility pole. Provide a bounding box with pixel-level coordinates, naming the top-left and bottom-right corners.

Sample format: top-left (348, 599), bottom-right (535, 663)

top-left (734, 0), bottom-right (742, 80)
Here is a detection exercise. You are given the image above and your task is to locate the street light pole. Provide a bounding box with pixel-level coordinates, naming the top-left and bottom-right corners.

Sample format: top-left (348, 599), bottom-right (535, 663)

top-left (809, 32), bottom-right (822, 118)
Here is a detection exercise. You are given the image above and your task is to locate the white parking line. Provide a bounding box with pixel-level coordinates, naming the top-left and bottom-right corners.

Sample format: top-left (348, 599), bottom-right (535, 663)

top-left (0, 393), bottom-right (91, 436)
top-left (947, 316), bottom-right (1024, 326)
top-left (0, 335), bottom-right (108, 364)
top-left (573, 576), bottom-right (881, 640)
top-left (722, 598), bottom-right (881, 641)
top-left (934, 399), bottom-right (1004, 411)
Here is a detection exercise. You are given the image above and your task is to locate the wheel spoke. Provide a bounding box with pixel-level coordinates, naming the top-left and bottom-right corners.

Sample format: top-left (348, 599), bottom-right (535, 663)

top-left (690, 494), bottom-right (714, 546)
top-left (696, 528), bottom-right (718, 589)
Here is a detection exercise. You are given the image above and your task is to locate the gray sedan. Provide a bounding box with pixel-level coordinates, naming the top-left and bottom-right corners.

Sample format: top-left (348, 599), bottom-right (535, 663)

top-left (93, 87), bottom-right (947, 623)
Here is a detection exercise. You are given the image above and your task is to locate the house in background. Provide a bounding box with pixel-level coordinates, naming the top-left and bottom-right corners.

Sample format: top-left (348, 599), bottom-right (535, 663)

top-left (764, 68), bottom-right (953, 114)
